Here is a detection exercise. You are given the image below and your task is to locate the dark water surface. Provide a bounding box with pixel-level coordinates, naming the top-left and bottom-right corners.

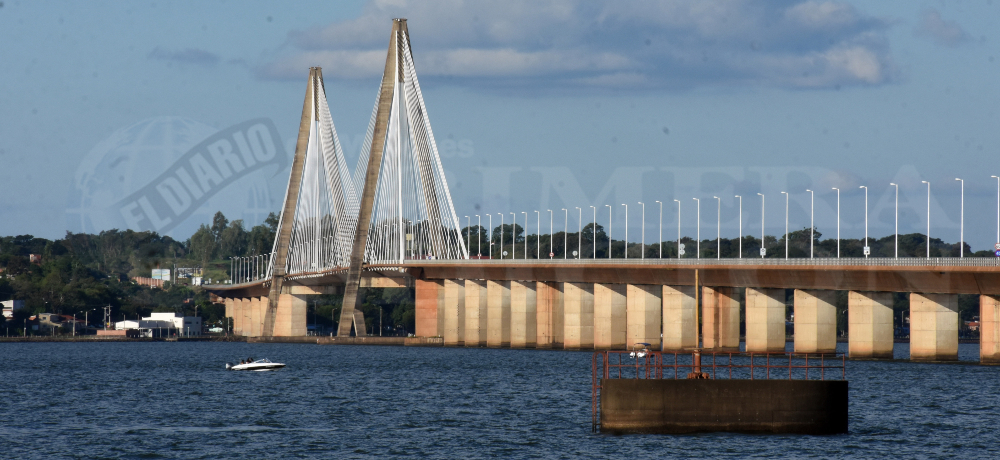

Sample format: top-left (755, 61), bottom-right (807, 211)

top-left (2, 342), bottom-right (999, 458)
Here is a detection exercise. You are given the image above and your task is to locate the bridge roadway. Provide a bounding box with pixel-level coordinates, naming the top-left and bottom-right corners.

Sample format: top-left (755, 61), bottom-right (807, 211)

top-left (205, 257), bottom-right (1000, 364)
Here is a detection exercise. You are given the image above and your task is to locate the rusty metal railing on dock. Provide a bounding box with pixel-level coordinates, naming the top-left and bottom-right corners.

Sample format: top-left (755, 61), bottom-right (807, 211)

top-left (591, 350), bottom-right (846, 432)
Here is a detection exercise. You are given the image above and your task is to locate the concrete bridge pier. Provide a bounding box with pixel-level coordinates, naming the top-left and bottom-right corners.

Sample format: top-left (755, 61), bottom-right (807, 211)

top-left (249, 296), bottom-right (264, 337)
top-left (595, 283), bottom-right (627, 350)
top-left (981, 295), bottom-right (1000, 363)
top-left (626, 284), bottom-right (662, 350)
top-left (563, 282), bottom-right (594, 349)
top-left (443, 279), bottom-right (465, 346)
top-left (273, 294), bottom-right (307, 337)
top-left (848, 291), bottom-right (893, 359)
top-left (535, 282), bottom-right (563, 349)
top-left (793, 289), bottom-right (837, 353)
top-left (464, 280), bottom-right (487, 347)
top-left (416, 279), bottom-right (444, 338)
top-left (661, 285), bottom-right (697, 351)
top-left (510, 280), bottom-right (537, 348)
top-left (702, 286), bottom-right (740, 350)
top-left (745, 288), bottom-right (786, 352)
top-left (909, 293), bottom-right (958, 361)
top-left (486, 280), bottom-right (511, 347)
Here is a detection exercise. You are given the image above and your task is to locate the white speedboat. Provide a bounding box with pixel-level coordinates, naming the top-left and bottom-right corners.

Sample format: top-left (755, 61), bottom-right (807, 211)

top-left (226, 358), bottom-right (285, 371)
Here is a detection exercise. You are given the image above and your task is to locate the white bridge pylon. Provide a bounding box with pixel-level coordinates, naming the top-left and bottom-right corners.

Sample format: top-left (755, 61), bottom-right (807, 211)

top-left (352, 27), bottom-right (467, 263)
top-left (273, 69), bottom-right (360, 278)
top-left (261, 19), bottom-right (466, 337)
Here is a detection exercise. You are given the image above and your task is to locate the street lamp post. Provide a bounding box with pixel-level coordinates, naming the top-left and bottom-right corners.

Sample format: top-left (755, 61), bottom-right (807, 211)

top-left (735, 195), bottom-right (742, 258)
top-left (535, 210), bottom-right (540, 259)
top-left (806, 189), bottom-right (814, 258)
top-left (499, 213), bottom-right (504, 259)
top-left (889, 183), bottom-right (898, 258)
top-left (605, 205), bottom-right (612, 259)
top-left (510, 212), bottom-right (516, 259)
top-left (757, 193), bottom-right (765, 258)
top-left (713, 196), bottom-right (720, 259)
top-left (860, 186), bottom-right (869, 257)
top-left (576, 207), bottom-right (582, 259)
top-left (655, 201), bottom-right (663, 258)
top-left (993, 175), bottom-right (1000, 247)
top-left (548, 209), bottom-right (553, 259)
top-left (589, 206), bottom-right (596, 259)
top-left (780, 191), bottom-right (788, 259)
top-left (693, 198), bottom-right (700, 259)
top-left (562, 208), bottom-right (568, 259)
top-left (621, 204), bottom-right (628, 259)
top-left (465, 216), bottom-right (470, 255)
top-left (521, 212), bottom-right (527, 259)
top-left (832, 187), bottom-right (840, 258)
top-left (476, 215), bottom-right (481, 257)
top-left (956, 178), bottom-right (964, 257)
top-left (638, 202), bottom-right (645, 259)
top-left (674, 199), bottom-right (681, 258)
top-left (922, 181), bottom-right (930, 258)
top-left (488, 214), bottom-right (493, 259)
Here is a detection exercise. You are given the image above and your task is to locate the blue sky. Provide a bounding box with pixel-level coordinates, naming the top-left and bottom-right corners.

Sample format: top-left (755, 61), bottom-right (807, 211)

top-left (1, 0), bottom-right (998, 250)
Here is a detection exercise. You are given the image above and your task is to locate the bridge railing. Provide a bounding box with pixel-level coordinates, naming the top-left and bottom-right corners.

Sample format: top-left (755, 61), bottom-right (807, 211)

top-left (403, 256), bottom-right (1000, 267)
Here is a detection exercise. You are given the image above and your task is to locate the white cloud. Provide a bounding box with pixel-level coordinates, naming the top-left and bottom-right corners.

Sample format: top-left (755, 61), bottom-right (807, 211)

top-left (257, 0), bottom-right (896, 91)
top-left (914, 9), bottom-right (969, 48)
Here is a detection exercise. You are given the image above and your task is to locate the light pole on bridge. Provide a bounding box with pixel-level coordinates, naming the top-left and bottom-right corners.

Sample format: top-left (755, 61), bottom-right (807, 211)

top-left (498, 213), bottom-right (504, 259)
top-left (693, 198), bottom-right (700, 259)
top-left (860, 185), bottom-right (869, 258)
top-left (488, 214), bottom-right (493, 259)
top-left (465, 216), bottom-right (470, 257)
top-left (956, 178), bottom-right (964, 258)
top-left (511, 212), bottom-right (517, 259)
top-left (922, 181), bottom-right (930, 259)
top-left (806, 189), bottom-right (814, 259)
top-left (548, 209), bottom-right (553, 259)
top-left (562, 208), bottom-right (568, 259)
top-left (832, 187), bottom-right (840, 258)
top-left (476, 215), bottom-right (481, 258)
top-left (621, 204), bottom-right (628, 259)
top-left (993, 175), bottom-right (1000, 248)
top-left (757, 193), bottom-right (765, 259)
top-left (535, 210), bottom-right (540, 260)
top-left (576, 207), bottom-right (582, 259)
top-left (781, 191), bottom-right (788, 260)
top-left (638, 202), bottom-right (645, 259)
top-left (522, 211), bottom-right (527, 260)
top-left (735, 195), bottom-right (742, 258)
top-left (590, 206), bottom-right (596, 259)
top-left (655, 200), bottom-right (663, 259)
top-left (605, 205), bottom-right (612, 259)
top-left (673, 199), bottom-right (681, 259)
top-left (713, 196), bottom-right (720, 259)
top-left (889, 184), bottom-right (898, 258)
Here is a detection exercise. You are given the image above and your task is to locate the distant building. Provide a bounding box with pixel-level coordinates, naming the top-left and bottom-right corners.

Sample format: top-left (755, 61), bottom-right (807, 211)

top-left (29, 254), bottom-right (41, 265)
top-left (132, 277), bottom-right (164, 288)
top-left (115, 312), bottom-right (202, 337)
top-left (1, 300), bottom-right (25, 318)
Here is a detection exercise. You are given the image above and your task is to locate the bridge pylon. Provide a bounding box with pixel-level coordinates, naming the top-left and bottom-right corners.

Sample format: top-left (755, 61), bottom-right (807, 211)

top-left (336, 18), bottom-right (468, 336)
top-left (263, 67), bottom-right (358, 337)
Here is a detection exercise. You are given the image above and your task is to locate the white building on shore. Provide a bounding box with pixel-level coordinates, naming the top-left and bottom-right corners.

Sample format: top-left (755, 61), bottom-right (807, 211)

top-left (114, 312), bottom-right (201, 337)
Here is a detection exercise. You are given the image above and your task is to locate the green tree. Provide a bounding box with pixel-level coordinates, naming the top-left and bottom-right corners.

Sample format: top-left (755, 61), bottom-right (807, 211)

top-left (188, 225), bottom-right (216, 264)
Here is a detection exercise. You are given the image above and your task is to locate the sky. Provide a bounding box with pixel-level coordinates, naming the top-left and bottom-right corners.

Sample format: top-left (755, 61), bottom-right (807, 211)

top-left (1, 0), bottom-right (999, 250)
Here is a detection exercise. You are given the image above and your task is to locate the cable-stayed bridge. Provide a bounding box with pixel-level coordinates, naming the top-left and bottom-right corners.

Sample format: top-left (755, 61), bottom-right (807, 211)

top-left (207, 19), bottom-right (1000, 364)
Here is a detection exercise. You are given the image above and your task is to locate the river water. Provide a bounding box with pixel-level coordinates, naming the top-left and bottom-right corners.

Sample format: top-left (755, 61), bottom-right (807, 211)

top-left (1, 342), bottom-right (998, 458)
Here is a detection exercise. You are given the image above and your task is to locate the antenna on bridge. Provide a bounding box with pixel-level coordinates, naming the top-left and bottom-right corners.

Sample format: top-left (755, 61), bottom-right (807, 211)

top-left (337, 18), bottom-right (468, 337)
top-left (262, 67), bottom-right (359, 337)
